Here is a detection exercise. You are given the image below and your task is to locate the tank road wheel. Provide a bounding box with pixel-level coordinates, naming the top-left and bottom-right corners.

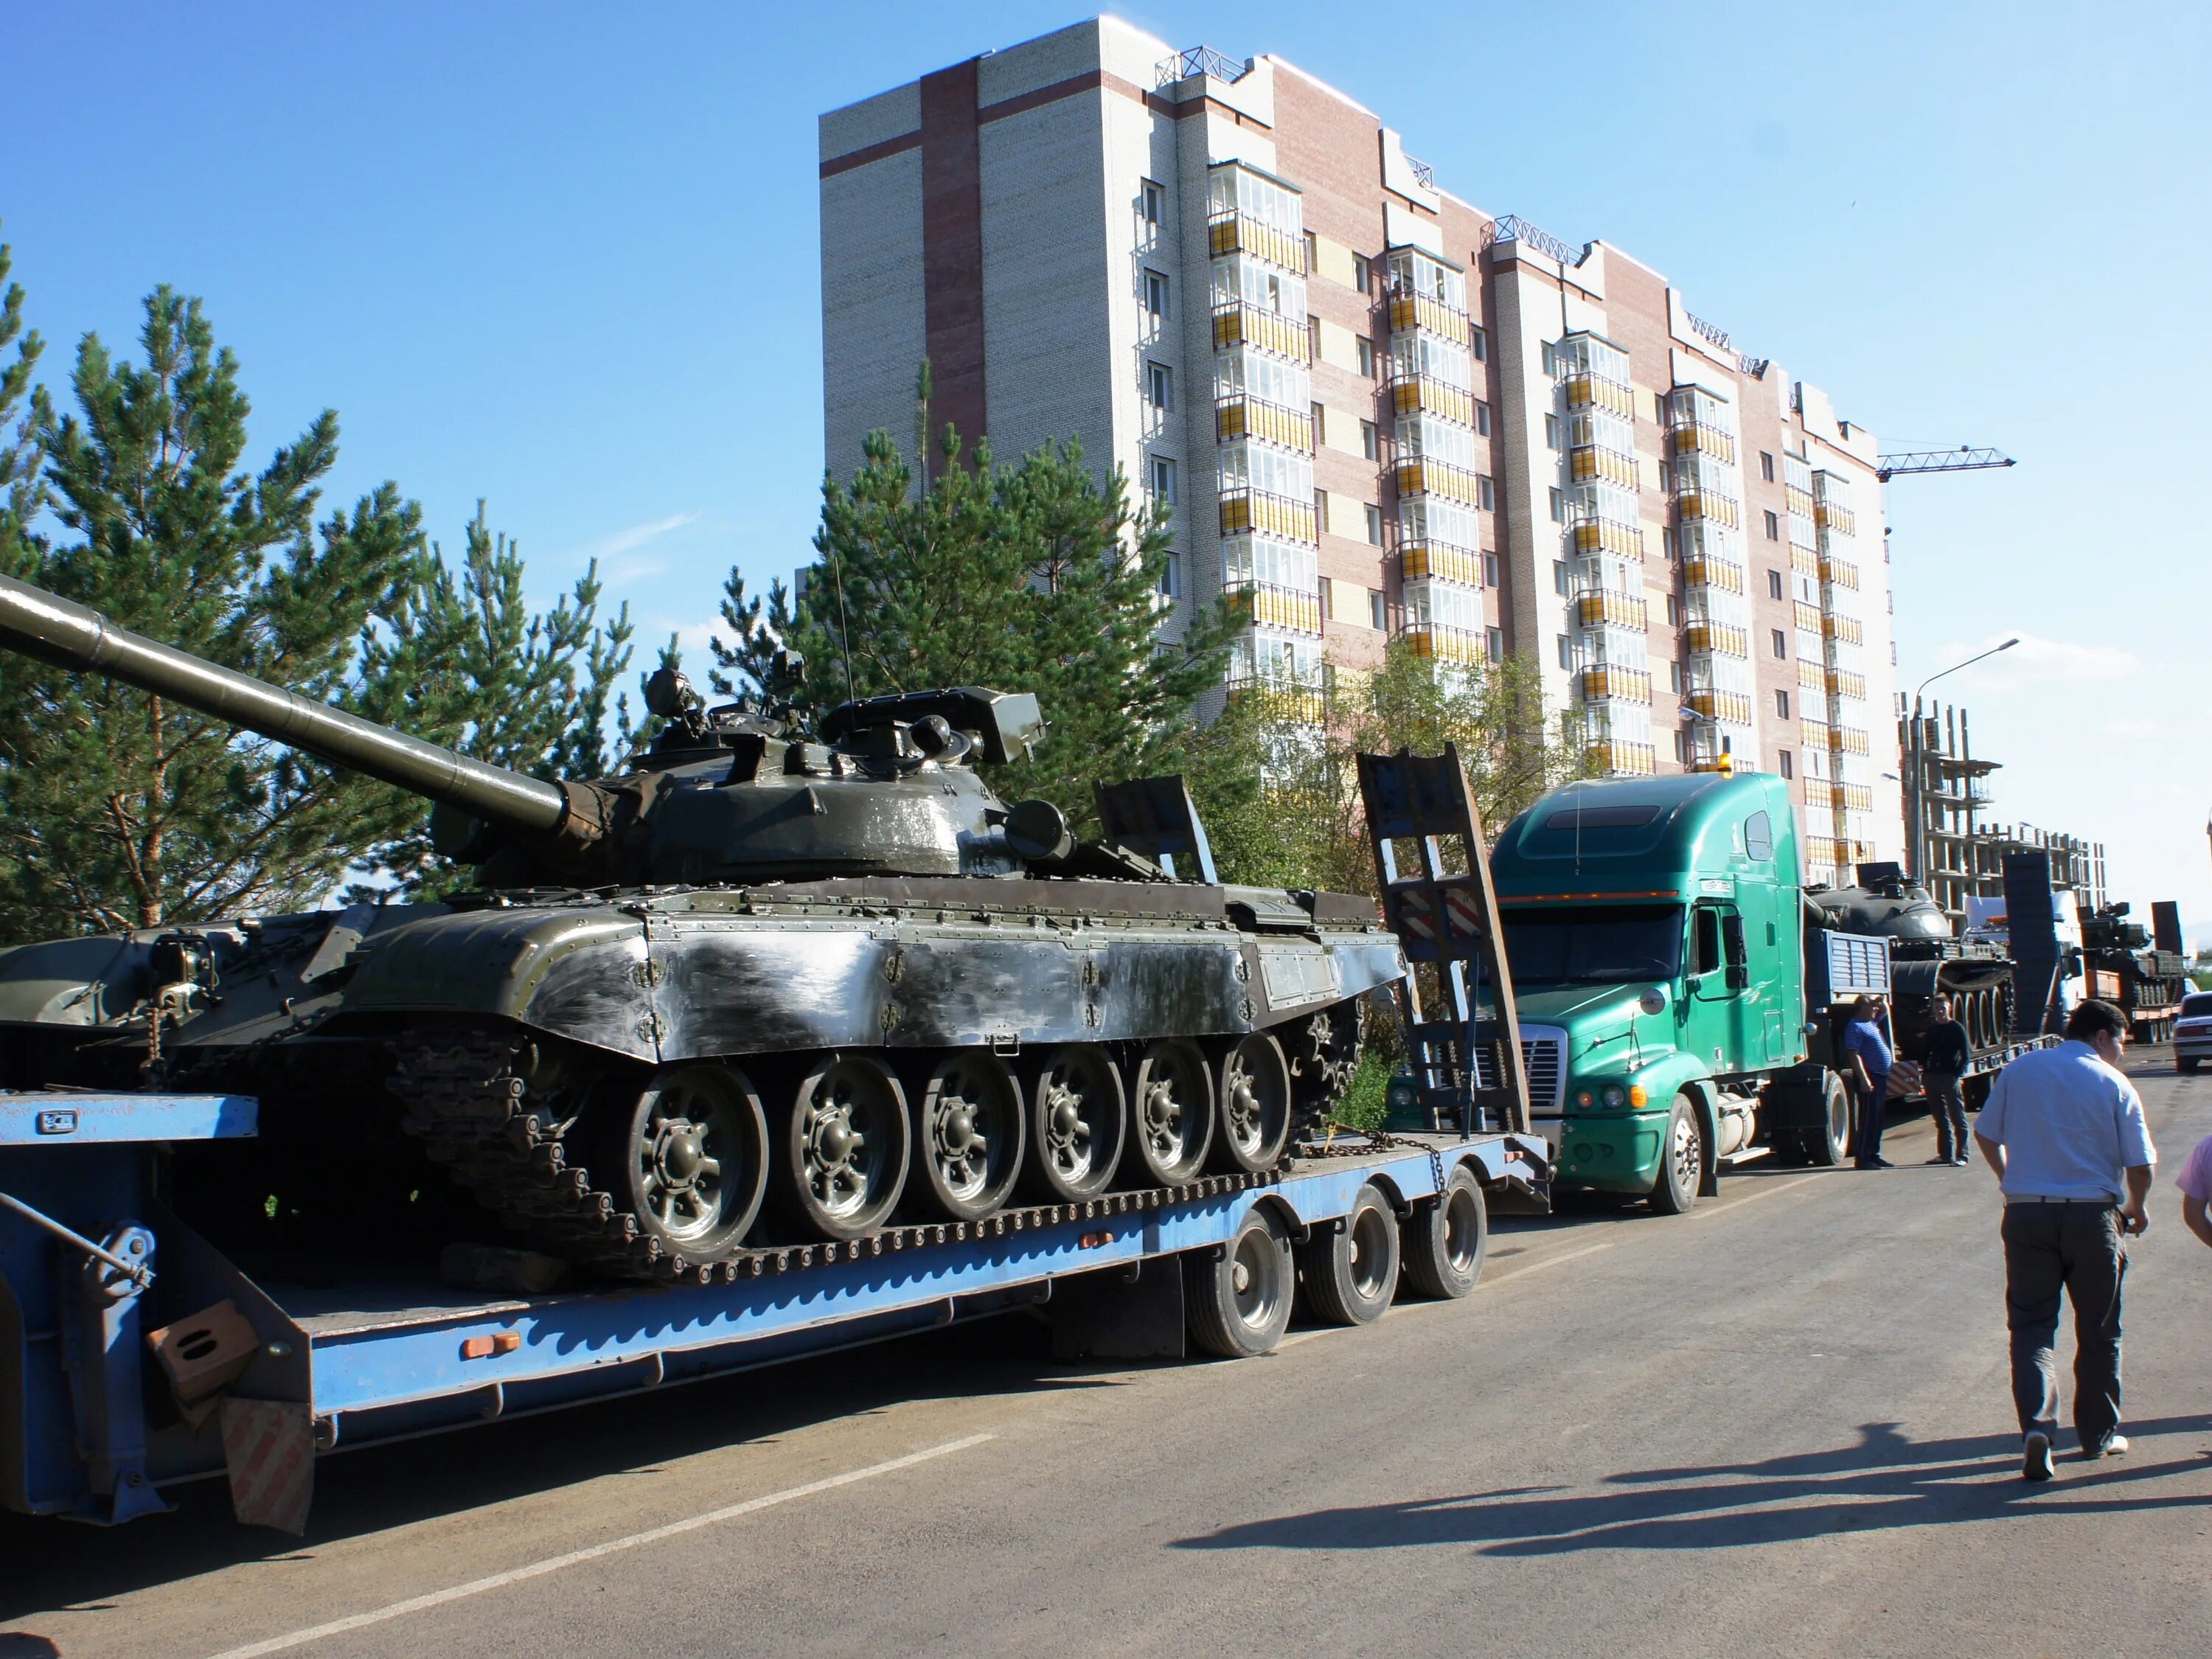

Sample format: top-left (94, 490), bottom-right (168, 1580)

top-left (1022, 1045), bottom-right (1126, 1203)
top-left (1129, 1039), bottom-right (1214, 1186)
top-left (908, 1050), bottom-right (1025, 1222)
top-left (616, 1064), bottom-right (771, 1262)
top-left (1286, 1001), bottom-right (1363, 1141)
top-left (1801, 1074), bottom-right (1851, 1166)
top-left (1184, 1205), bottom-right (1295, 1358)
top-left (1211, 1032), bottom-right (1293, 1174)
top-left (1650, 1094), bottom-right (1703, 1215)
top-left (1401, 1164), bottom-right (1488, 1300)
top-left (1297, 1181), bottom-right (1401, 1326)
top-left (779, 1054), bottom-right (911, 1242)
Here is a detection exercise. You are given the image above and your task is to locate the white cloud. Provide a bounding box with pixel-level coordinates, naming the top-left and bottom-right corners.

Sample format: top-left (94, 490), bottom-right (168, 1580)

top-left (1926, 630), bottom-right (2142, 691)
top-left (574, 510), bottom-right (700, 566)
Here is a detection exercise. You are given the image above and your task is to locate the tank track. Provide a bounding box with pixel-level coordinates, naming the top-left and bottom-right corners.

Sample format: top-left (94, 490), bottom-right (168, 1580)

top-left (388, 1026), bottom-right (1283, 1287)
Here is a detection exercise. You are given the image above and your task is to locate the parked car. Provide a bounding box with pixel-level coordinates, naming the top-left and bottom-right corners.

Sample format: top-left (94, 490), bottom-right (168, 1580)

top-left (2175, 991), bottom-right (2212, 1074)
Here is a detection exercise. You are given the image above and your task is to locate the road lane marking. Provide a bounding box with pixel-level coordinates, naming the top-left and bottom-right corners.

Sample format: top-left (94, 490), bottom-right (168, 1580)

top-left (202, 1433), bottom-right (996, 1659)
top-left (1486, 1240), bottom-right (1615, 1280)
top-left (1688, 1173), bottom-right (1823, 1220)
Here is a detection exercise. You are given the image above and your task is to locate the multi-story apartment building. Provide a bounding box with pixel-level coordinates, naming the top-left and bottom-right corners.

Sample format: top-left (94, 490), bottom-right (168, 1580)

top-left (818, 16), bottom-right (1902, 878)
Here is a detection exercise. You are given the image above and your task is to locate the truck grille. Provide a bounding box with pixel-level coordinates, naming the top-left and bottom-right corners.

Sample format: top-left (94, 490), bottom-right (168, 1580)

top-left (1476, 1026), bottom-right (1568, 1116)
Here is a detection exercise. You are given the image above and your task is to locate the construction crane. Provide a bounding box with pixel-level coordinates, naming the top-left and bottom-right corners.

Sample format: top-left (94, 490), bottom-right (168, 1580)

top-left (1876, 445), bottom-right (2015, 483)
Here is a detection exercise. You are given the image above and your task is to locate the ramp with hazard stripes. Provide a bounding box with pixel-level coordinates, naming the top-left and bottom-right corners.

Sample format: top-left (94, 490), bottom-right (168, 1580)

top-left (1356, 746), bottom-right (1531, 1136)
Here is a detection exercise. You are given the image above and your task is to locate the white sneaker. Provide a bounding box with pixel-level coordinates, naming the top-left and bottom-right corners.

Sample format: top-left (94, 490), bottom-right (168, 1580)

top-left (2084, 1433), bottom-right (2129, 1460)
top-left (2023, 1431), bottom-right (2054, 1481)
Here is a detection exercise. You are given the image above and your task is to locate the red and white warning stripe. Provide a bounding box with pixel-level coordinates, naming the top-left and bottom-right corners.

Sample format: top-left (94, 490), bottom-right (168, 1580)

top-left (1394, 886), bottom-right (1437, 941)
top-left (1444, 884), bottom-right (1483, 939)
top-left (220, 1397), bottom-right (316, 1535)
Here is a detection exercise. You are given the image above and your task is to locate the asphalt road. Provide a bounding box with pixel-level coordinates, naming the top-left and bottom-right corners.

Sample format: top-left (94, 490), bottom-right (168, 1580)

top-left (7, 1057), bottom-right (2211, 1659)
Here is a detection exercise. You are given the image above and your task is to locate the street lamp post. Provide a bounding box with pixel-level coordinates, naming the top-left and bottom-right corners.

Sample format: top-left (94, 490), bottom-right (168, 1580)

top-left (1908, 637), bottom-right (2020, 890)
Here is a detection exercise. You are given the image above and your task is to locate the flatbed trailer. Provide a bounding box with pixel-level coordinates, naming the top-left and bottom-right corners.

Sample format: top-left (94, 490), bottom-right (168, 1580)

top-left (1, 1089), bottom-right (1546, 1531)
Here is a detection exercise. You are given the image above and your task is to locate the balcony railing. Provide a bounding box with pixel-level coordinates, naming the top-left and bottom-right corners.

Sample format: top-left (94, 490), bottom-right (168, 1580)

top-left (1570, 444), bottom-right (1638, 490)
top-left (1792, 600), bottom-right (1823, 633)
top-left (1224, 580), bottom-right (1324, 636)
top-left (1484, 215), bottom-right (1583, 265)
top-left (1387, 291), bottom-right (1472, 347)
top-left (1400, 622), bottom-right (1489, 665)
top-left (1677, 490), bottom-right (1740, 530)
top-left (1388, 373), bottom-right (1475, 427)
top-left (1569, 516), bottom-right (1644, 560)
top-left (1682, 555), bottom-right (1745, 594)
top-left (1804, 778), bottom-right (1835, 810)
top-left (1823, 614), bottom-right (1865, 646)
top-left (1225, 675), bottom-right (1326, 726)
top-left (1829, 725), bottom-right (1871, 756)
top-left (1219, 486), bottom-right (1318, 543)
top-left (1818, 556), bottom-right (1859, 591)
top-left (1576, 591), bottom-right (1648, 631)
top-left (1159, 45), bottom-right (1251, 86)
top-left (1585, 740), bottom-right (1657, 776)
top-left (1397, 455), bottom-right (1485, 509)
top-left (1562, 372), bottom-right (1636, 420)
top-left (1208, 212), bottom-right (1305, 273)
top-left (1784, 484), bottom-right (1815, 518)
top-left (1798, 658), bottom-right (1829, 691)
top-left (1815, 499), bottom-right (1857, 537)
top-left (1800, 717), bottom-right (1832, 748)
top-left (1686, 689), bottom-right (1754, 726)
top-left (1791, 546), bottom-right (1820, 577)
top-left (1579, 665), bottom-right (1652, 703)
top-left (1400, 542), bottom-right (1484, 586)
top-left (1214, 393), bottom-right (1313, 451)
top-left (1827, 669), bottom-right (1868, 701)
top-left (1686, 620), bottom-right (1749, 657)
top-left (1836, 783), bottom-right (1874, 812)
top-left (1212, 301), bottom-right (1311, 361)
top-left (1668, 422), bottom-right (1737, 465)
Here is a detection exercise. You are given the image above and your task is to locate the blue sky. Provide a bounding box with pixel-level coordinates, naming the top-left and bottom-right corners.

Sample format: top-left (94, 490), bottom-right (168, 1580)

top-left (6, 1), bottom-right (2207, 936)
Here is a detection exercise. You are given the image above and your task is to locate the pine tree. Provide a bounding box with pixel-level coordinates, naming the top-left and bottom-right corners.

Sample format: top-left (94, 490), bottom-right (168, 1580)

top-left (715, 413), bottom-right (1231, 830)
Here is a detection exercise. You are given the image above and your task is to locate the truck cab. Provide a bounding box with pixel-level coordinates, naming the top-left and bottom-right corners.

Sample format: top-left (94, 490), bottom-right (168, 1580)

top-left (1489, 772), bottom-right (1815, 1209)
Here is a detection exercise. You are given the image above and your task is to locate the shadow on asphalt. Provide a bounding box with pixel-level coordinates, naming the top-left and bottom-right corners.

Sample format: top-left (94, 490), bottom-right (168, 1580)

top-left (1172, 1414), bottom-right (2212, 1557)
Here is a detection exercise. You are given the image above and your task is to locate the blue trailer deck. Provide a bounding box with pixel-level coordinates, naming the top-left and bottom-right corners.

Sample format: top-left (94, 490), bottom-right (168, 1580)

top-left (1, 1091), bottom-right (1547, 1531)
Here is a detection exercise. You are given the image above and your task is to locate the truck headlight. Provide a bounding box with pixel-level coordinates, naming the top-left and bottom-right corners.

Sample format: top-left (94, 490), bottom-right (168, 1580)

top-left (1602, 1084), bottom-right (1626, 1107)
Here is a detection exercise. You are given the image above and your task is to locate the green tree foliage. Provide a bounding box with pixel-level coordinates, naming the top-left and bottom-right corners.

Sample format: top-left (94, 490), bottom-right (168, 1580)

top-left (0, 282), bottom-right (629, 938)
top-left (714, 417), bottom-right (1232, 829)
top-left (0, 228), bottom-right (46, 565)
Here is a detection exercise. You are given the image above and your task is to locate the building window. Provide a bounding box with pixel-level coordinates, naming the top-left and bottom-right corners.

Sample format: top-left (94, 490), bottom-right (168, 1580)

top-left (1553, 560), bottom-right (1571, 597)
top-left (1368, 588), bottom-right (1387, 630)
top-left (1662, 528), bottom-right (1677, 560)
top-left (1778, 751), bottom-right (1793, 780)
top-left (1141, 180), bottom-right (1165, 226)
top-left (1665, 594), bottom-right (1680, 626)
top-left (1352, 253), bottom-right (1371, 293)
top-left (1770, 627), bottom-right (1787, 659)
top-left (1473, 400), bottom-right (1492, 437)
top-left (1544, 414), bottom-right (1562, 452)
top-left (1764, 509), bottom-right (1781, 541)
top-left (1557, 634), bottom-right (1571, 669)
top-left (1150, 455), bottom-right (1178, 504)
top-left (1315, 488), bottom-right (1329, 531)
top-left (1364, 504), bottom-right (1384, 546)
top-left (1303, 231), bottom-right (1318, 274)
top-left (1483, 552), bottom-right (1500, 587)
top-left (1471, 327), bottom-right (1488, 363)
top-left (1540, 341), bottom-right (1557, 376)
top-left (1311, 401), bottom-right (1326, 442)
top-left (1548, 486), bottom-right (1564, 524)
top-left (1486, 627), bottom-right (1505, 663)
top-left (1144, 270), bottom-right (1169, 316)
top-left (1658, 462), bottom-right (1674, 495)
top-left (1760, 451), bottom-right (1775, 481)
top-left (1147, 361), bottom-right (1173, 411)
top-left (1767, 568), bottom-right (1784, 599)
top-left (1775, 689), bottom-right (1790, 718)
top-left (1360, 419), bottom-right (1379, 460)
top-left (1158, 552), bottom-right (1180, 598)
top-left (1355, 335), bottom-right (1376, 378)
top-left (1669, 660), bottom-right (1683, 692)
top-left (1478, 474), bottom-right (1495, 510)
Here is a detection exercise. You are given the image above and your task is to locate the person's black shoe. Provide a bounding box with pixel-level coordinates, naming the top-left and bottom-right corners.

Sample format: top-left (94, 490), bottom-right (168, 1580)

top-left (1927, 1155), bottom-right (1953, 1165)
top-left (1868, 1157), bottom-right (1896, 1169)
top-left (2023, 1431), bottom-right (2054, 1481)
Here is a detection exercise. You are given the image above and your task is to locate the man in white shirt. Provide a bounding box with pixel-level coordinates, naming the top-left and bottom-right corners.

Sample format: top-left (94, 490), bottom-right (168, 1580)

top-left (1975, 998), bottom-right (2155, 1481)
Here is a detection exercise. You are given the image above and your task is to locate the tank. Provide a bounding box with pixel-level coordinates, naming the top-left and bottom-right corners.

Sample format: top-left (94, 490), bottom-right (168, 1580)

top-left (1809, 862), bottom-right (2016, 1065)
top-left (2077, 902), bottom-right (2189, 1042)
top-left (0, 574), bottom-right (1398, 1281)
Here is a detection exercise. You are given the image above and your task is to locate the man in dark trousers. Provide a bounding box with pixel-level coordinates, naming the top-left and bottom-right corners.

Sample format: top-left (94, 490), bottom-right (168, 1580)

top-left (1923, 995), bottom-right (1974, 1166)
top-left (1843, 995), bottom-right (1894, 1169)
top-left (1974, 998), bottom-right (2155, 1480)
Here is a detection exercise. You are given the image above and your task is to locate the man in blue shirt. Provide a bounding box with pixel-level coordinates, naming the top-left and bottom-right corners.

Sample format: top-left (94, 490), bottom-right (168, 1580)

top-left (1975, 998), bottom-right (2156, 1481)
top-left (1841, 995), bottom-right (1894, 1169)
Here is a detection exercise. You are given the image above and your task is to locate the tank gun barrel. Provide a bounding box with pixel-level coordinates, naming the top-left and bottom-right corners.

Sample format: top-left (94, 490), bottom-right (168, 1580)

top-left (0, 574), bottom-right (573, 837)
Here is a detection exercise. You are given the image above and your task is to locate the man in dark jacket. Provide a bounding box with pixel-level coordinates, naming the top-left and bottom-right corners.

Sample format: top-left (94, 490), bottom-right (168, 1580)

top-left (1924, 995), bottom-right (1974, 1166)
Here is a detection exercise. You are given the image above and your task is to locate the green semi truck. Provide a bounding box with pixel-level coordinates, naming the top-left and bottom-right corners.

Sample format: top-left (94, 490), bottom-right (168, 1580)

top-left (1484, 771), bottom-right (1888, 1211)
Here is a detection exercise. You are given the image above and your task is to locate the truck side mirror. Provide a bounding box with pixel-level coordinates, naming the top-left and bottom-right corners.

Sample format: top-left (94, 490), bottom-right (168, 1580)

top-left (1722, 914), bottom-right (1748, 990)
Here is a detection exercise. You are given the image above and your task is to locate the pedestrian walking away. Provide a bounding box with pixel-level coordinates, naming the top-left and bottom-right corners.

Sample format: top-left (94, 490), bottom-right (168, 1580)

top-left (1843, 994), bottom-right (1894, 1169)
top-left (1973, 998), bottom-right (2154, 1481)
top-left (1923, 995), bottom-right (1974, 1166)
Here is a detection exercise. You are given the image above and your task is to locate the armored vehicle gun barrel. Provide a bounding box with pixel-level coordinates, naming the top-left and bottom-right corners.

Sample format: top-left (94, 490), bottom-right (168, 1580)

top-left (0, 572), bottom-right (585, 841)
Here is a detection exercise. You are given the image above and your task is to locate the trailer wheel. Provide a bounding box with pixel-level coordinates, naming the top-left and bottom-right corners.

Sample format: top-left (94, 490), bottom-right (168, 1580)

top-left (1129, 1040), bottom-right (1214, 1186)
top-left (1650, 1096), bottom-right (1703, 1214)
top-left (777, 1054), bottom-right (911, 1242)
top-left (908, 1050), bottom-right (1025, 1222)
top-left (1801, 1075), bottom-right (1851, 1166)
top-left (1210, 1032), bottom-right (1292, 1175)
top-left (1184, 1206), bottom-right (1295, 1357)
top-left (1401, 1164), bottom-right (1488, 1299)
top-left (1021, 1045), bottom-right (1125, 1202)
top-left (1297, 1181), bottom-right (1400, 1325)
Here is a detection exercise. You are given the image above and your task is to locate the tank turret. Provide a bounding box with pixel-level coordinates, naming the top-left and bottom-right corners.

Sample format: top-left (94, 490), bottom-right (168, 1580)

top-left (0, 573), bottom-right (1051, 887)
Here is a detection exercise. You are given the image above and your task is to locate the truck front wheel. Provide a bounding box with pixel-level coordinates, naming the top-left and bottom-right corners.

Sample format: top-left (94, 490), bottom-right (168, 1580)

top-left (1800, 1074), bottom-right (1851, 1167)
top-left (1650, 1096), bottom-right (1703, 1214)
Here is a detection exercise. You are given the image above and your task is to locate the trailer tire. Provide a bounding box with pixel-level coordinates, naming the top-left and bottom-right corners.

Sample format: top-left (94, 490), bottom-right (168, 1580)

top-left (1400, 1164), bottom-right (1487, 1299)
top-left (1184, 1206), bottom-right (1295, 1358)
top-left (1650, 1095), bottom-right (1703, 1214)
top-left (1801, 1075), bottom-right (1851, 1166)
top-left (1296, 1181), bottom-right (1399, 1325)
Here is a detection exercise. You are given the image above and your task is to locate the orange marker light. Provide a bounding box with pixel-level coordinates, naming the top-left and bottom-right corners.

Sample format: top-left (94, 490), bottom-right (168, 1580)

top-left (1628, 1085), bottom-right (1649, 1107)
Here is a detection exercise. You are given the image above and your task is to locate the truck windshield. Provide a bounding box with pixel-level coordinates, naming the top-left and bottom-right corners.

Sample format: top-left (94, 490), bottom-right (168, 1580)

top-left (1500, 905), bottom-right (1684, 985)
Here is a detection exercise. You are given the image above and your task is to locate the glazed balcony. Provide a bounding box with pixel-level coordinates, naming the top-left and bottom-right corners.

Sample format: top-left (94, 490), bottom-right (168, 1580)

top-left (1784, 483), bottom-right (1815, 518)
top-left (1225, 675), bottom-right (1327, 726)
top-left (1388, 372), bottom-right (1475, 428)
top-left (1219, 487), bottom-right (1318, 543)
top-left (1562, 370), bottom-right (1636, 420)
top-left (1823, 613), bottom-right (1864, 647)
top-left (1212, 301), bottom-right (1311, 361)
top-left (1397, 455), bottom-right (1486, 509)
top-left (1836, 783), bottom-right (1874, 812)
top-left (1819, 556), bottom-right (1860, 591)
top-left (1570, 444), bottom-right (1638, 490)
top-left (1681, 554), bottom-right (1745, 594)
top-left (1803, 778), bottom-right (1835, 811)
top-left (1579, 665), bottom-right (1653, 704)
top-left (1208, 212), bottom-right (1304, 273)
top-left (1575, 591), bottom-right (1648, 632)
top-left (1829, 725), bottom-right (1871, 757)
top-left (1677, 489), bottom-right (1740, 530)
top-left (1224, 580), bottom-right (1324, 636)
top-left (1569, 516), bottom-right (1645, 560)
top-left (1214, 393), bottom-right (1313, 451)
top-left (1793, 600), bottom-right (1823, 634)
top-left (1686, 688), bottom-right (1754, 726)
top-left (1685, 619), bottom-right (1749, 657)
top-left (1791, 546), bottom-right (1820, 577)
top-left (1800, 716), bottom-right (1832, 748)
top-left (1387, 290), bottom-right (1473, 347)
top-left (1399, 542), bottom-right (1484, 586)
top-left (1667, 420), bottom-right (1737, 466)
top-left (1586, 740), bottom-right (1657, 776)
top-left (1815, 498), bottom-right (1857, 537)
top-left (1400, 622), bottom-right (1488, 665)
